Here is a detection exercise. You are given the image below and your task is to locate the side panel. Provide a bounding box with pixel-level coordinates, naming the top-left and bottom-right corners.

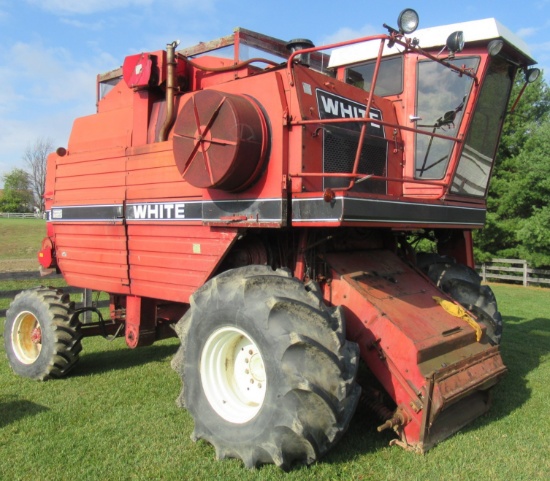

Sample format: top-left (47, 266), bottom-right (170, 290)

top-left (125, 142), bottom-right (203, 201)
top-left (50, 147), bottom-right (130, 293)
top-left (127, 224), bottom-right (238, 303)
top-left (53, 223), bottom-right (130, 294)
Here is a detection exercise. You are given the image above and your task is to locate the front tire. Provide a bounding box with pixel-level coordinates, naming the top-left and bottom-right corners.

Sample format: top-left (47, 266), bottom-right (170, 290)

top-left (172, 266), bottom-right (360, 469)
top-left (417, 254), bottom-right (503, 344)
top-left (4, 288), bottom-right (82, 380)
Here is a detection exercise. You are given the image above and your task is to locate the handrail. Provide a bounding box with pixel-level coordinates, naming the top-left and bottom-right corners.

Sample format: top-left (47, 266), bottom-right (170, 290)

top-left (286, 32), bottom-right (478, 87)
top-left (290, 116), bottom-right (461, 191)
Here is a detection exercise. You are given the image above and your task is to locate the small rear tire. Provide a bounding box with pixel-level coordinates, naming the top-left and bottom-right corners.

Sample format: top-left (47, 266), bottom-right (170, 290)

top-left (172, 266), bottom-right (361, 470)
top-left (417, 254), bottom-right (503, 345)
top-left (4, 288), bottom-right (82, 380)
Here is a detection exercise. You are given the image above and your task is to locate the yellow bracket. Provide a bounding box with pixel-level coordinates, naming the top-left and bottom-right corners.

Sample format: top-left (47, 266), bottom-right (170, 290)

top-left (433, 296), bottom-right (482, 342)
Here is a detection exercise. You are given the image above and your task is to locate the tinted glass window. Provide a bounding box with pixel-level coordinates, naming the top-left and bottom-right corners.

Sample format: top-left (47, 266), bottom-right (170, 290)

top-left (415, 57), bottom-right (479, 179)
top-left (345, 56), bottom-right (403, 96)
top-left (451, 57), bottom-right (514, 196)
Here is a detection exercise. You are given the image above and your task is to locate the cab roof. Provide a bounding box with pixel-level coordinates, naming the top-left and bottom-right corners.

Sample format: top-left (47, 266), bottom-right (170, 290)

top-left (328, 18), bottom-right (536, 68)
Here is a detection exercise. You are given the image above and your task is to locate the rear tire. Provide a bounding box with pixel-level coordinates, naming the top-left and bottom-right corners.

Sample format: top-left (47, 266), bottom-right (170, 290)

top-left (172, 266), bottom-right (361, 469)
top-left (417, 254), bottom-right (503, 344)
top-left (4, 288), bottom-right (82, 380)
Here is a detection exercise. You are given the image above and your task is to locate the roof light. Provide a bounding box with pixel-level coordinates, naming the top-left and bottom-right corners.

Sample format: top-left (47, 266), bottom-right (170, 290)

top-left (397, 8), bottom-right (419, 34)
top-left (488, 39), bottom-right (504, 57)
top-left (525, 68), bottom-right (540, 83)
top-left (446, 31), bottom-right (464, 55)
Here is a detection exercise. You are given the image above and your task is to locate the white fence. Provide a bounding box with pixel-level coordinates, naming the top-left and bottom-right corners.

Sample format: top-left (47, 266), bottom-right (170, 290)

top-left (0, 212), bottom-right (42, 219)
top-left (478, 258), bottom-right (550, 287)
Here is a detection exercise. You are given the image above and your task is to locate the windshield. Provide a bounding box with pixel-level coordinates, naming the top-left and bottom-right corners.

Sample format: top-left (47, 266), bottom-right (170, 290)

top-left (451, 57), bottom-right (515, 196)
top-left (415, 57), bottom-right (480, 179)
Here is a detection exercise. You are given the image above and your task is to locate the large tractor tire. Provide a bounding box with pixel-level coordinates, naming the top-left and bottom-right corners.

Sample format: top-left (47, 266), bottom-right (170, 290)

top-left (4, 288), bottom-right (82, 380)
top-left (172, 266), bottom-right (361, 470)
top-left (417, 254), bottom-right (503, 345)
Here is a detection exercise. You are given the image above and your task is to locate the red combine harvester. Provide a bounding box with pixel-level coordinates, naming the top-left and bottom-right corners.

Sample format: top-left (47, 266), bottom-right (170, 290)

top-left (5, 9), bottom-right (539, 469)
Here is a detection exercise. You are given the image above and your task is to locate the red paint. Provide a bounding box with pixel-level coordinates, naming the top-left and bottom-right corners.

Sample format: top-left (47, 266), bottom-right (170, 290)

top-left (40, 23), bottom-right (532, 452)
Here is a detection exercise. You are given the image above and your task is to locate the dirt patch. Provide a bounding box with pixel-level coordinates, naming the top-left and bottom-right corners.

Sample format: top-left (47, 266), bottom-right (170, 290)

top-left (0, 259), bottom-right (39, 273)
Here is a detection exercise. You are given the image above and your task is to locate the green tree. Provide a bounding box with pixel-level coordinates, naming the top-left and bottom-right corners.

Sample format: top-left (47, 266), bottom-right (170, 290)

top-left (497, 71), bottom-right (550, 161)
top-left (0, 168), bottom-right (34, 213)
top-left (23, 137), bottom-right (53, 213)
top-left (474, 71), bottom-right (550, 267)
top-left (517, 206), bottom-right (550, 267)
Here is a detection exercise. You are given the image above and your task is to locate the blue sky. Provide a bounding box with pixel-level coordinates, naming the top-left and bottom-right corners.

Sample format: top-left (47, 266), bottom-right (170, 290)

top-left (1, 0), bottom-right (549, 186)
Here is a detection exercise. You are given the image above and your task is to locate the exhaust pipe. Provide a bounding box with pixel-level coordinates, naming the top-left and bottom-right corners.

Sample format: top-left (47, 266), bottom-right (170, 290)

top-left (158, 40), bottom-right (180, 142)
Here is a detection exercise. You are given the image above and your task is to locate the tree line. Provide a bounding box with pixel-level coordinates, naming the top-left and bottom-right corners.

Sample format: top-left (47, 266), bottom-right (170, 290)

top-left (474, 71), bottom-right (550, 268)
top-left (1, 138), bottom-right (52, 214)
top-left (2, 72), bottom-right (549, 266)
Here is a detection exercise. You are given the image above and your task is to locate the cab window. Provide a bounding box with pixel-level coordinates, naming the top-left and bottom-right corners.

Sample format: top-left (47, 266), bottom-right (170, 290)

top-left (415, 57), bottom-right (480, 179)
top-left (345, 56), bottom-right (403, 96)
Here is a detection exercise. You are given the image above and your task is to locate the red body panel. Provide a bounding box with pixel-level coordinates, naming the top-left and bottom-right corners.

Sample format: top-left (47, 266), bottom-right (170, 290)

top-left (324, 250), bottom-right (506, 450)
top-left (127, 225), bottom-right (238, 303)
top-left (39, 25), bottom-right (527, 453)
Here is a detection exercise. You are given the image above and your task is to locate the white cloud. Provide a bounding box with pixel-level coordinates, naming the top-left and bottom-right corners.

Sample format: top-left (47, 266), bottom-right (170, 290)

top-left (526, 39), bottom-right (550, 72)
top-left (60, 17), bottom-right (106, 30)
top-left (25, 0), bottom-right (217, 15)
top-left (319, 24), bottom-right (378, 47)
top-left (0, 38), bottom-right (119, 181)
top-left (25, 0), bottom-right (154, 15)
top-left (517, 27), bottom-right (538, 38)
top-left (6, 41), bottom-right (116, 106)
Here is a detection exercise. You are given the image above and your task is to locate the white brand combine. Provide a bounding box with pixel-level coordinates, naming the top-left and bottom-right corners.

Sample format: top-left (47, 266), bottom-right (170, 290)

top-left (316, 89), bottom-right (383, 132)
top-left (131, 203), bottom-right (186, 219)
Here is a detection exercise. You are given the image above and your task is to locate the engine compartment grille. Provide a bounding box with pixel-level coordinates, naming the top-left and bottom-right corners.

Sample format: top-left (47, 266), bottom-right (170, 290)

top-left (323, 125), bottom-right (388, 194)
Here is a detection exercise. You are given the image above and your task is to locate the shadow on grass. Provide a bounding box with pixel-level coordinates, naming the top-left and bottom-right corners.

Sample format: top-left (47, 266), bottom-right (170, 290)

top-left (452, 314), bottom-right (550, 439)
top-left (54, 313), bottom-right (550, 469)
top-left (72, 342), bottom-right (179, 378)
top-left (0, 396), bottom-right (49, 428)
top-left (494, 315), bottom-right (550, 408)
top-left (325, 407), bottom-right (395, 465)
top-left (327, 313), bottom-right (550, 465)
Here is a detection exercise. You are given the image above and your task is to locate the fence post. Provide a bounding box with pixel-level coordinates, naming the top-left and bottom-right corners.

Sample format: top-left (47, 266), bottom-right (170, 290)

top-left (482, 263), bottom-right (486, 283)
top-left (523, 260), bottom-right (528, 287)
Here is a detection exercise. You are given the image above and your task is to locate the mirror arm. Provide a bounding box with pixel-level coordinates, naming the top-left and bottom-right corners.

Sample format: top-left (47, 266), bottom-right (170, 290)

top-left (510, 81), bottom-right (528, 114)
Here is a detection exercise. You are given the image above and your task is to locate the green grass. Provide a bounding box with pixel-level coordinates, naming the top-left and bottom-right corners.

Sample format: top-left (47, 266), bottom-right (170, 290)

top-left (1, 283), bottom-right (549, 480)
top-left (0, 218), bottom-right (45, 260)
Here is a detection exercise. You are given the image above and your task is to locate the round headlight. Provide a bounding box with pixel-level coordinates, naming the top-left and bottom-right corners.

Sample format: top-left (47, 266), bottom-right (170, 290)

top-left (446, 31), bottom-right (465, 54)
top-left (488, 39), bottom-right (504, 57)
top-left (525, 68), bottom-right (541, 83)
top-left (398, 9), bottom-right (419, 35)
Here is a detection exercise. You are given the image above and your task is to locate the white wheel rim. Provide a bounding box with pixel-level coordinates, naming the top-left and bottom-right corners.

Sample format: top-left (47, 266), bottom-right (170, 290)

top-left (200, 326), bottom-right (267, 424)
top-left (11, 311), bottom-right (42, 364)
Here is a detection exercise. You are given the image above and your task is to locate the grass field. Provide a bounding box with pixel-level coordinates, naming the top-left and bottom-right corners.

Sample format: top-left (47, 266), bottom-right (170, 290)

top-left (0, 218), bottom-right (45, 261)
top-left (1, 283), bottom-right (548, 480)
top-left (0, 218), bottom-right (549, 479)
